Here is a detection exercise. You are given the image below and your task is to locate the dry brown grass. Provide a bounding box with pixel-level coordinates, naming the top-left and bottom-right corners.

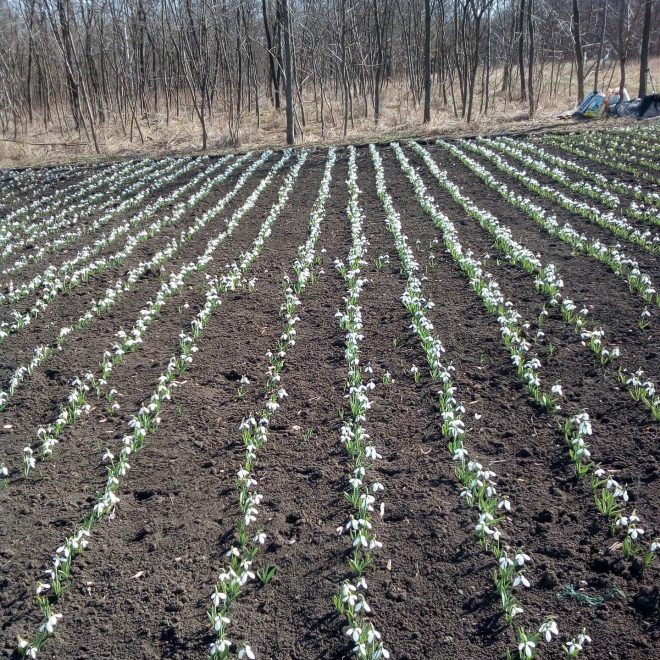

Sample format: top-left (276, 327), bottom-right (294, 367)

top-left (2, 56), bottom-right (658, 169)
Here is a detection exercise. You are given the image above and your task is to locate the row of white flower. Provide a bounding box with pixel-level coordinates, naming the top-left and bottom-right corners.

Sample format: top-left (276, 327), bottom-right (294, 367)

top-left (540, 133), bottom-right (658, 185)
top-left (208, 148), bottom-right (335, 660)
top-left (11, 149), bottom-right (285, 477)
top-left (393, 141), bottom-right (657, 566)
top-left (0, 157), bottom-right (167, 254)
top-left (562, 131), bottom-right (660, 173)
top-left (393, 142), bottom-right (556, 412)
top-left (610, 123), bottom-right (660, 139)
top-left (0, 155), bottom-right (245, 343)
top-left (0, 157), bottom-right (223, 303)
top-left (613, 129), bottom-right (660, 157)
top-left (443, 139), bottom-right (659, 309)
top-left (0, 158), bottom-right (222, 312)
top-left (0, 152), bottom-right (265, 416)
top-left (492, 138), bottom-right (621, 208)
top-left (16, 149), bottom-right (308, 659)
top-left (0, 163), bottom-right (93, 213)
top-left (621, 367), bottom-right (660, 422)
top-left (449, 146), bottom-right (659, 554)
top-left (435, 141), bottom-right (659, 549)
top-left (474, 137), bottom-right (660, 255)
top-left (411, 140), bottom-right (658, 421)
top-left (563, 411), bottom-right (659, 564)
top-left (0, 163), bottom-right (67, 202)
top-left (369, 145), bottom-right (565, 657)
top-left (608, 121), bottom-right (660, 138)
top-left (1, 157), bottom-right (138, 231)
top-left (0, 156), bottom-right (199, 284)
top-left (408, 141), bottom-right (562, 303)
top-left (331, 145), bottom-right (389, 660)
top-left (499, 137), bottom-right (660, 219)
top-left (494, 136), bottom-right (660, 226)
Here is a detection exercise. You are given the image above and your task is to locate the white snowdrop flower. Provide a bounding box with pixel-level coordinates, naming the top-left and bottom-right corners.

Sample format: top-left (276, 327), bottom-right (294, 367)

top-left (365, 446), bottom-right (382, 460)
top-left (514, 551), bottom-right (531, 566)
top-left (238, 646), bottom-right (256, 659)
top-left (40, 612), bottom-right (62, 634)
top-left (36, 581), bottom-right (51, 595)
top-left (577, 631), bottom-right (591, 646)
top-left (210, 638), bottom-right (231, 655)
top-left (213, 614), bottom-right (230, 632)
top-left (519, 638), bottom-right (536, 658)
top-left (513, 573), bottom-right (531, 588)
top-left (539, 620), bottom-right (559, 642)
top-left (211, 589), bottom-right (226, 607)
top-left (452, 447), bottom-right (468, 462)
top-left (17, 640), bottom-right (37, 659)
top-left (628, 526), bottom-right (644, 540)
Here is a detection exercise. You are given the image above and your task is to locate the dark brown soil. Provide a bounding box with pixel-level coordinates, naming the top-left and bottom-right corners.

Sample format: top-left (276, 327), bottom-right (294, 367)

top-left (0, 139), bottom-right (658, 660)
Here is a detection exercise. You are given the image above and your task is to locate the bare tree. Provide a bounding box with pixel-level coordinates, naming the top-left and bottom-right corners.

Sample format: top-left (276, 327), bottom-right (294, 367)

top-left (639, 0), bottom-right (652, 97)
top-left (571, 0), bottom-right (585, 102)
top-left (423, 0), bottom-right (431, 123)
top-left (517, 0), bottom-right (526, 100)
top-left (0, 0), bottom-right (659, 152)
top-left (593, 0), bottom-right (607, 92)
top-left (262, 0), bottom-right (280, 109)
top-left (527, 0), bottom-right (535, 117)
top-left (617, 0), bottom-right (629, 99)
top-left (280, 0), bottom-right (294, 144)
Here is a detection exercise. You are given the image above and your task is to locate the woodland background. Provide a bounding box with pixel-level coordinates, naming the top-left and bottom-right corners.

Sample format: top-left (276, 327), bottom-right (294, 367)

top-left (0, 0), bottom-right (658, 165)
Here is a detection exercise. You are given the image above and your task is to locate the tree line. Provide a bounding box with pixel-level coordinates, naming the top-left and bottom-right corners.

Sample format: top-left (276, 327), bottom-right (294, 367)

top-left (0, 0), bottom-right (657, 152)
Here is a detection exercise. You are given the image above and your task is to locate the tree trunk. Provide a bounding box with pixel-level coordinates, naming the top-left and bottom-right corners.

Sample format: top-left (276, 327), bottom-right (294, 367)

top-left (340, 0), bottom-right (349, 137)
top-left (484, 6), bottom-right (491, 114)
top-left (25, 0), bottom-right (36, 124)
top-left (262, 0), bottom-right (280, 109)
top-left (527, 0), bottom-right (535, 117)
top-left (423, 0), bottom-right (431, 123)
top-left (56, 0), bottom-right (83, 129)
top-left (372, 0), bottom-right (383, 124)
top-left (518, 0), bottom-right (526, 101)
top-left (281, 0), bottom-right (294, 144)
top-left (639, 0), bottom-right (652, 98)
top-left (571, 0), bottom-right (585, 102)
top-left (594, 0), bottom-right (607, 92)
top-left (618, 0), bottom-right (628, 101)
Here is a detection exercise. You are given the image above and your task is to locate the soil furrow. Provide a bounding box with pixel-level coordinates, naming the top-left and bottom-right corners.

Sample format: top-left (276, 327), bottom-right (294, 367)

top-left (399, 144), bottom-right (660, 472)
top-left (0, 158), bottom-right (204, 289)
top-left (0, 150), bottom-right (325, 658)
top-left (457, 141), bottom-right (660, 276)
top-left (0, 155), bottom-right (272, 397)
top-left (422, 141), bottom-right (660, 376)
top-left (381, 144), bottom-right (659, 658)
top-left (0, 140), bottom-right (658, 660)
